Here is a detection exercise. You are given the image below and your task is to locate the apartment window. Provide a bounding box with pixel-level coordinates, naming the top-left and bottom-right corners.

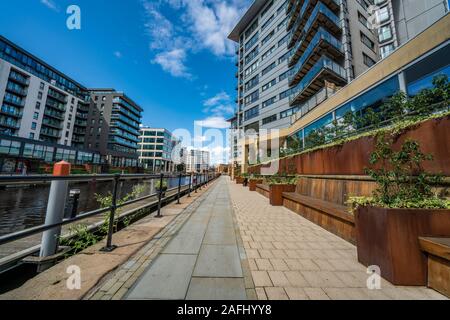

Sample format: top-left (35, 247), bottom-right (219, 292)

top-left (278, 50), bottom-right (291, 64)
top-left (245, 46), bottom-right (259, 64)
top-left (358, 11), bottom-right (369, 29)
top-left (261, 14), bottom-right (274, 31)
top-left (280, 106), bottom-right (300, 119)
top-left (69, 114), bottom-right (72, 121)
top-left (260, 1), bottom-right (273, 18)
top-left (91, 119), bottom-right (95, 125)
top-left (262, 79), bottom-right (276, 92)
top-left (261, 62), bottom-right (276, 76)
top-left (29, 133), bottom-right (35, 139)
top-left (38, 92), bottom-right (42, 100)
top-left (261, 30), bottom-right (274, 46)
top-left (33, 112), bottom-right (39, 120)
top-left (245, 20), bottom-right (258, 39)
top-left (245, 32), bottom-right (259, 51)
top-left (360, 32), bottom-right (375, 51)
top-left (245, 75), bottom-right (259, 91)
top-left (262, 114), bottom-right (277, 125)
top-left (262, 96), bottom-right (276, 108)
top-left (277, 18), bottom-right (288, 31)
top-left (279, 35), bottom-right (290, 48)
top-left (31, 122), bottom-right (37, 130)
top-left (378, 25), bottom-right (393, 42)
top-left (279, 88), bottom-right (294, 100)
top-left (67, 122), bottom-right (71, 129)
top-left (279, 69), bottom-right (291, 81)
top-left (245, 60), bottom-right (259, 77)
top-left (71, 97), bottom-right (75, 104)
top-left (70, 106), bottom-right (74, 112)
top-left (277, 1), bottom-right (288, 15)
top-left (363, 53), bottom-right (376, 67)
top-left (244, 90), bottom-right (259, 106)
top-left (35, 102), bottom-right (41, 110)
top-left (39, 82), bottom-right (45, 90)
top-left (376, 6), bottom-right (390, 24)
top-left (95, 96), bottom-right (98, 101)
top-left (244, 106), bottom-right (259, 121)
top-left (65, 131), bottom-right (69, 138)
top-left (380, 44), bottom-right (395, 59)
top-left (261, 46), bottom-right (275, 61)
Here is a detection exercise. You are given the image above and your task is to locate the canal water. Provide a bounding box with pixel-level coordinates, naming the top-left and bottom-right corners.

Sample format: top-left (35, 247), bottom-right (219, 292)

top-left (0, 176), bottom-right (193, 236)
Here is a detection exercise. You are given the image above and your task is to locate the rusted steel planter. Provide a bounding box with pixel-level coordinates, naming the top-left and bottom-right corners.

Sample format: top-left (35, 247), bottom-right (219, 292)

top-left (355, 206), bottom-right (450, 286)
top-left (248, 179), bottom-right (263, 191)
top-left (235, 176), bottom-right (245, 184)
top-left (268, 184), bottom-right (296, 206)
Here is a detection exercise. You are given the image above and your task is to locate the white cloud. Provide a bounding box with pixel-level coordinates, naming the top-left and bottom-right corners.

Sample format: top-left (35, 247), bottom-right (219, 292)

top-left (152, 49), bottom-right (192, 79)
top-left (202, 91), bottom-right (235, 118)
top-left (40, 0), bottom-right (59, 11)
top-left (195, 116), bottom-right (230, 129)
top-left (141, 0), bottom-right (252, 77)
top-left (203, 91), bottom-right (230, 107)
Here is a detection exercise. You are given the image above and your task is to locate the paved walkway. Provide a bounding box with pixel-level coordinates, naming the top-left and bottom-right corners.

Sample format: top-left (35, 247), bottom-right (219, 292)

top-left (125, 178), bottom-right (250, 300)
top-left (227, 178), bottom-right (447, 300)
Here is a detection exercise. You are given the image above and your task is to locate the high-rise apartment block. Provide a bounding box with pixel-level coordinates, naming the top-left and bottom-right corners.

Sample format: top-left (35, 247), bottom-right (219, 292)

top-left (0, 36), bottom-right (142, 172)
top-left (181, 147), bottom-right (210, 173)
top-left (228, 0), bottom-right (448, 163)
top-left (138, 127), bottom-right (177, 172)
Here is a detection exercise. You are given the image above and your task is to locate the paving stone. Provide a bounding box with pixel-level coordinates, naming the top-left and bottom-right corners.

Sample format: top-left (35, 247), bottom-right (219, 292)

top-left (193, 245), bottom-right (243, 278)
top-left (264, 287), bottom-right (289, 300)
top-left (186, 278), bottom-right (246, 300)
top-left (203, 228), bottom-right (237, 246)
top-left (251, 271), bottom-right (273, 287)
top-left (255, 259), bottom-right (273, 271)
top-left (284, 287), bottom-right (309, 300)
top-left (267, 271), bottom-right (290, 287)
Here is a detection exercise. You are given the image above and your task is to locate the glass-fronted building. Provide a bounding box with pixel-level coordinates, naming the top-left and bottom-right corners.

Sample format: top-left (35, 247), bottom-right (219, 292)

top-left (138, 128), bottom-right (177, 172)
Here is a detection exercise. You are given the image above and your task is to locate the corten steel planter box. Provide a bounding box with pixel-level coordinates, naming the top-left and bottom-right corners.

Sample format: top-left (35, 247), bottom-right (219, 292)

top-left (355, 206), bottom-right (450, 286)
top-left (235, 176), bottom-right (245, 184)
top-left (249, 179), bottom-right (263, 191)
top-left (268, 184), bottom-right (296, 206)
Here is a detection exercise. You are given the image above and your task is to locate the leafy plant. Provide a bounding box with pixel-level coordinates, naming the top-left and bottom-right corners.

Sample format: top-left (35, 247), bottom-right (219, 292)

top-left (155, 179), bottom-right (168, 190)
top-left (263, 175), bottom-right (298, 185)
top-left (348, 135), bottom-right (449, 211)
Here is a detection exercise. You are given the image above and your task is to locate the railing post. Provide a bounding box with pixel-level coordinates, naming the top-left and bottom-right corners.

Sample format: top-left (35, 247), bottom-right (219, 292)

top-left (38, 161), bottom-right (71, 272)
top-left (101, 173), bottom-right (120, 252)
top-left (188, 173), bottom-right (192, 197)
top-left (195, 173), bottom-right (198, 193)
top-left (177, 173), bottom-right (182, 204)
top-left (156, 173), bottom-right (164, 218)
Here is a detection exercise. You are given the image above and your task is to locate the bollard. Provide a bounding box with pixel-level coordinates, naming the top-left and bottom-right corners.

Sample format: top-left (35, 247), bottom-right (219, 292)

top-left (188, 174), bottom-right (192, 198)
top-left (101, 174), bottom-right (120, 252)
top-left (38, 161), bottom-right (71, 272)
top-left (156, 173), bottom-right (164, 218)
top-left (177, 173), bottom-right (182, 204)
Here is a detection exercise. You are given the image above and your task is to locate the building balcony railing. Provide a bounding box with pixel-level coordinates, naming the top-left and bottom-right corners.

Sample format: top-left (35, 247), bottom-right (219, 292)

top-left (73, 127), bottom-right (86, 134)
top-left (6, 84), bottom-right (28, 97)
top-left (8, 72), bottom-right (30, 86)
top-left (286, 0), bottom-right (302, 31)
top-left (44, 109), bottom-right (65, 121)
top-left (288, 0), bottom-right (341, 49)
top-left (40, 128), bottom-right (62, 139)
top-left (0, 106), bottom-right (23, 118)
top-left (112, 106), bottom-right (141, 123)
top-left (47, 90), bottom-right (68, 103)
top-left (72, 136), bottom-right (85, 143)
top-left (111, 114), bottom-right (140, 130)
top-left (112, 98), bottom-right (142, 117)
top-left (42, 118), bottom-right (63, 130)
top-left (3, 95), bottom-right (25, 107)
top-left (289, 56), bottom-right (347, 106)
top-left (0, 119), bottom-right (20, 129)
top-left (288, 28), bottom-right (344, 86)
top-left (46, 98), bottom-right (66, 112)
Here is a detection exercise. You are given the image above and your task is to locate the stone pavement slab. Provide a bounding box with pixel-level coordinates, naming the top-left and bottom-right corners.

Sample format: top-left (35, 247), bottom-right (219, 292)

top-left (186, 278), bottom-right (246, 300)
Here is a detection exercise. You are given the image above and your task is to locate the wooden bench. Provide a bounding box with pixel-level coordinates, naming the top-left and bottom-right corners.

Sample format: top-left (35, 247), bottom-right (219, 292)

top-left (282, 176), bottom-right (376, 244)
top-left (419, 237), bottom-right (450, 298)
top-left (256, 184), bottom-right (270, 198)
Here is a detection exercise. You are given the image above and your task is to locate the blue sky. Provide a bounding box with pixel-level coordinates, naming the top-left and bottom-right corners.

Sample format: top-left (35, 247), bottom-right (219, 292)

top-left (0, 0), bottom-right (251, 163)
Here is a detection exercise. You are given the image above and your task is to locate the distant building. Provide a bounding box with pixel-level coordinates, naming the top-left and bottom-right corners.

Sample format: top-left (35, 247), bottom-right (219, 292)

top-left (181, 147), bottom-right (210, 173)
top-left (138, 127), bottom-right (177, 172)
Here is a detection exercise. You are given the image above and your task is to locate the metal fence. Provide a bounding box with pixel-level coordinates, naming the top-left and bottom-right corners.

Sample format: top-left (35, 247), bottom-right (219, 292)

top-left (0, 172), bottom-right (219, 268)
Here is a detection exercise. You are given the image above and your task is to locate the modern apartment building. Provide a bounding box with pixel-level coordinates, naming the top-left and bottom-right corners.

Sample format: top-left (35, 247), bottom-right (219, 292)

top-left (138, 127), bottom-right (177, 172)
top-left (181, 147), bottom-right (210, 173)
top-left (0, 35), bottom-right (143, 172)
top-left (86, 89), bottom-right (142, 168)
top-left (227, 0), bottom-right (448, 164)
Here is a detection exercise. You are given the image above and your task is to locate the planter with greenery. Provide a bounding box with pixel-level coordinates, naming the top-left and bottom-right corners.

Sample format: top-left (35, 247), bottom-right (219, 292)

top-left (256, 176), bottom-right (298, 206)
top-left (349, 134), bottom-right (450, 286)
top-left (248, 176), bottom-right (264, 191)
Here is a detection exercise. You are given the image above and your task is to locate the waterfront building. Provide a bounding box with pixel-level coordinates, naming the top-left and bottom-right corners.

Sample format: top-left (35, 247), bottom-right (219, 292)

top-left (181, 147), bottom-right (210, 173)
top-left (227, 0), bottom-right (449, 166)
top-left (0, 35), bottom-right (143, 172)
top-left (138, 127), bottom-right (177, 172)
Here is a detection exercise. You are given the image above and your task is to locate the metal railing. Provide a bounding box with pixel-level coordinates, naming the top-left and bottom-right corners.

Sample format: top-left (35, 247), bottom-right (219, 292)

top-left (0, 172), bottom-right (220, 264)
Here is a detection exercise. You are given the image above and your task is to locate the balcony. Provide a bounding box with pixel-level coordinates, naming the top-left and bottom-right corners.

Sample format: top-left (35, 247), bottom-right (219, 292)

top-left (6, 84), bottom-right (27, 97)
top-left (75, 119), bottom-right (87, 126)
top-left (0, 106), bottom-right (23, 118)
top-left (9, 72), bottom-right (30, 86)
top-left (289, 56), bottom-right (347, 106)
top-left (112, 106), bottom-right (141, 123)
top-left (112, 121), bottom-right (140, 136)
top-left (113, 98), bottom-right (142, 117)
top-left (72, 136), bottom-right (85, 143)
top-left (288, 28), bottom-right (344, 86)
top-left (47, 90), bottom-right (68, 103)
top-left (46, 98), bottom-right (66, 112)
top-left (40, 128), bottom-right (62, 139)
top-left (0, 118), bottom-right (20, 129)
top-left (44, 109), bottom-right (65, 121)
top-left (3, 95), bottom-right (25, 107)
top-left (42, 118), bottom-right (63, 130)
top-left (286, 0), bottom-right (302, 31)
top-left (288, 0), bottom-right (341, 49)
